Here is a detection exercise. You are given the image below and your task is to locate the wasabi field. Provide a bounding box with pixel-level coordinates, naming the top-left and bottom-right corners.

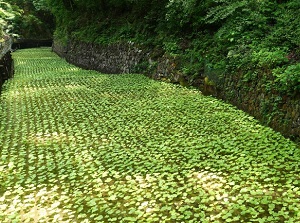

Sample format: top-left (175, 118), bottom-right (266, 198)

top-left (0, 48), bottom-right (299, 222)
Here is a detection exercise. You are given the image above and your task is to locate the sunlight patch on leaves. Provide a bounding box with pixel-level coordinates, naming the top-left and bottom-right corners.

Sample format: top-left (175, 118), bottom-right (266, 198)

top-left (0, 48), bottom-right (299, 222)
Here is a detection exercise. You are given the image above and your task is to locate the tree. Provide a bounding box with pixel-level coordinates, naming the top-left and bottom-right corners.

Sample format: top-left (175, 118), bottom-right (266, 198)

top-left (0, 1), bottom-right (18, 39)
top-left (1, 0), bottom-right (54, 39)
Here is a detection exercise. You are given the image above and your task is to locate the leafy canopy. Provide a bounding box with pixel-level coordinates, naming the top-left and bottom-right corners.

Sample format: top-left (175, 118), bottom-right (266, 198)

top-left (0, 1), bottom-right (18, 39)
top-left (1, 0), bottom-right (53, 39)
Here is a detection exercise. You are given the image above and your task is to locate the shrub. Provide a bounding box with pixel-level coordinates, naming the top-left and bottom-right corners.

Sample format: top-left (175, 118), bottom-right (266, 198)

top-left (273, 63), bottom-right (300, 95)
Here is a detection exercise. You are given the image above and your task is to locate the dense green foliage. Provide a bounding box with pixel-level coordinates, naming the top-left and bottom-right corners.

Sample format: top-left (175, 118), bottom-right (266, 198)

top-left (1, 48), bottom-right (299, 222)
top-left (0, 1), bottom-right (18, 39)
top-left (48, 0), bottom-right (300, 96)
top-left (0, 0), bottom-right (53, 39)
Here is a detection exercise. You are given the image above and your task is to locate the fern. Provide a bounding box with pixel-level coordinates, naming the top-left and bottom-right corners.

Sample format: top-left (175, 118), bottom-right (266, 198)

top-left (205, 0), bottom-right (249, 24)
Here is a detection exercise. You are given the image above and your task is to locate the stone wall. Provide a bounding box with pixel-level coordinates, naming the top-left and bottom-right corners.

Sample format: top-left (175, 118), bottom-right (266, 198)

top-left (53, 39), bottom-right (300, 141)
top-left (53, 40), bottom-right (145, 74)
top-left (0, 38), bottom-right (14, 92)
top-left (217, 73), bottom-right (300, 139)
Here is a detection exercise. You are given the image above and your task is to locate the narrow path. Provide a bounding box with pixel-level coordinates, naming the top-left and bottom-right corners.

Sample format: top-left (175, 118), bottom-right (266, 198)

top-left (0, 48), bottom-right (299, 222)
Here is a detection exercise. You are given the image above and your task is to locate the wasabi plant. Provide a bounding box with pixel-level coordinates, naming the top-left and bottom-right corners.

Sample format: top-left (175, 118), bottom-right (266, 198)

top-left (0, 48), bottom-right (299, 222)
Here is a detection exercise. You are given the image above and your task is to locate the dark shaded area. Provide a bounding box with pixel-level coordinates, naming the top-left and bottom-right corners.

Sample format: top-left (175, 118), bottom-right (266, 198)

top-left (12, 39), bottom-right (53, 50)
top-left (0, 52), bottom-right (14, 93)
top-left (0, 38), bottom-right (14, 93)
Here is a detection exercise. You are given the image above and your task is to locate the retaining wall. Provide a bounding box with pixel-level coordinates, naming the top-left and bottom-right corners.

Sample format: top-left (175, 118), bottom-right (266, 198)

top-left (53, 40), bottom-right (144, 73)
top-left (0, 38), bottom-right (14, 91)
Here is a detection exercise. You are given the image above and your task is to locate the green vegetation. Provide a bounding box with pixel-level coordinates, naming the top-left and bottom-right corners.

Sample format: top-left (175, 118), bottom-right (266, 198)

top-left (0, 48), bottom-right (299, 222)
top-left (0, 1), bottom-right (17, 39)
top-left (1, 0), bottom-right (299, 95)
top-left (0, 0), bottom-right (53, 39)
top-left (47, 0), bottom-right (300, 95)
